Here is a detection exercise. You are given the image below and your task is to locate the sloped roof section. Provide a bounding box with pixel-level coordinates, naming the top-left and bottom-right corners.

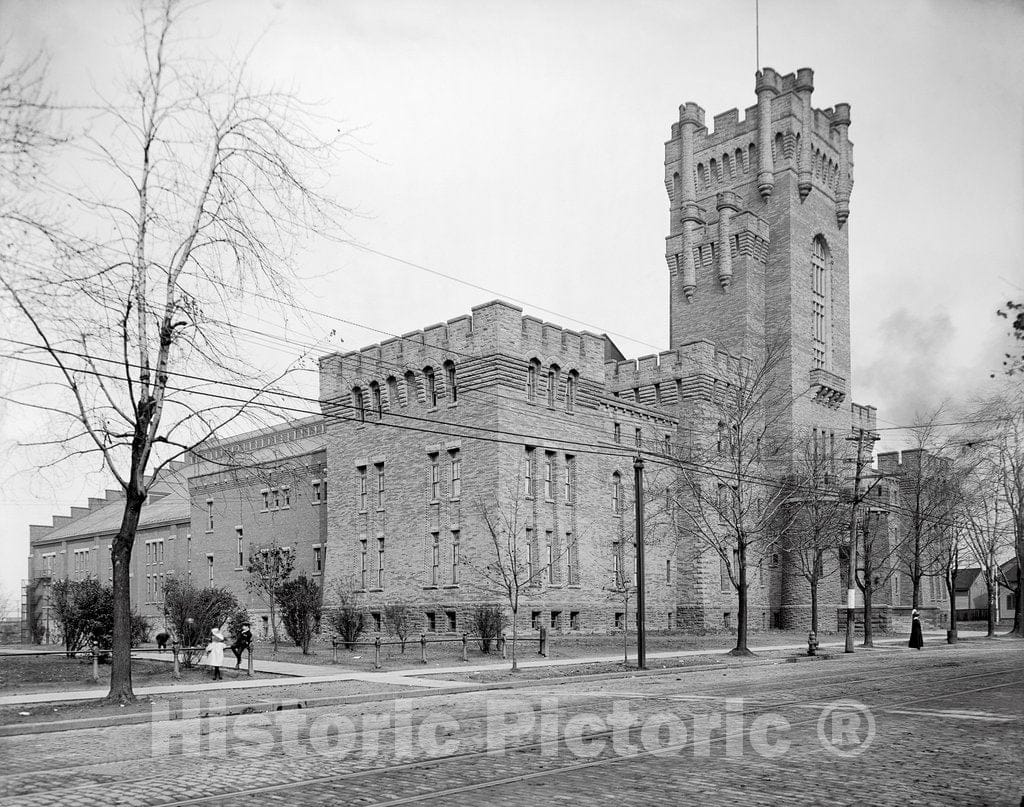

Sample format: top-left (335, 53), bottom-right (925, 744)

top-left (954, 568), bottom-right (981, 590)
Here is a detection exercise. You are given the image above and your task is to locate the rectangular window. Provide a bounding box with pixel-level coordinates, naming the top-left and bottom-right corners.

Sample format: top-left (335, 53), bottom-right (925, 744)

top-left (358, 467), bottom-right (367, 510)
top-left (446, 610), bottom-right (457, 632)
top-left (666, 559), bottom-right (672, 584)
top-left (262, 489), bottom-right (269, 510)
top-left (612, 475), bottom-right (621, 513)
top-left (567, 533), bottom-right (578, 585)
top-left (451, 530), bottom-right (460, 584)
top-left (450, 455), bottom-right (461, 499)
top-left (525, 527), bottom-right (534, 582)
top-left (546, 531), bottom-right (554, 584)
top-left (283, 487), bottom-right (290, 507)
top-left (431, 532), bottom-right (440, 586)
top-left (426, 612), bottom-right (436, 632)
top-left (531, 611), bottom-right (541, 630)
top-left (207, 554), bottom-right (214, 586)
top-left (550, 610), bottom-right (561, 629)
top-left (313, 481), bottom-right (321, 503)
top-left (564, 455), bottom-right (575, 503)
top-left (236, 529), bottom-right (244, 569)
top-left (272, 488), bottom-right (280, 509)
top-left (430, 458), bottom-right (440, 500)
top-left (543, 455), bottom-right (553, 500)
top-left (614, 612), bottom-right (624, 630)
top-left (372, 612), bottom-right (382, 632)
top-left (720, 556), bottom-right (731, 592)
top-left (207, 500), bottom-right (214, 531)
top-left (664, 434), bottom-right (672, 453)
top-left (524, 448), bottom-right (534, 497)
top-left (635, 427), bottom-right (642, 449)
top-left (376, 464), bottom-right (385, 509)
top-left (377, 538), bottom-right (385, 588)
top-left (359, 540), bottom-right (367, 590)
top-left (668, 612), bottom-right (674, 630)
top-left (613, 540), bottom-right (621, 585)
top-left (570, 611), bottom-right (580, 630)
top-left (314, 546), bottom-right (323, 573)
top-left (614, 422), bottom-right (621, 444)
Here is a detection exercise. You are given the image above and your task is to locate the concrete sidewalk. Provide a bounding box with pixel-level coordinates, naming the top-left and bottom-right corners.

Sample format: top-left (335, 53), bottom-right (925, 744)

top-left (1, 630), bottom-right (981, 708)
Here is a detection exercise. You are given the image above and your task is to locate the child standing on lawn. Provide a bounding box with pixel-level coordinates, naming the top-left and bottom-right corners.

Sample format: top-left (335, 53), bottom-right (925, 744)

top-left (203, 628), bottom-right (227, 680)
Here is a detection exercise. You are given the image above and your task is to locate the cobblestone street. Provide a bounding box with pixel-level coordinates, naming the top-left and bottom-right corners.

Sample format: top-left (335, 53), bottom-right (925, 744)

top-left (1, 641), bottom-right (1021, 806)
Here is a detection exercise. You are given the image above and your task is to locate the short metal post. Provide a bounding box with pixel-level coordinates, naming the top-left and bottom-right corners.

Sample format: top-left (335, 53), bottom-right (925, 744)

top-left (332, 638), bottom-right (338, 664)
top-left (172, 642), bottom-right (181, 680)
top-left (462, 632), bottom-right (468, 662)
top-left (539, 627), bottom-right (547, 657)
top-left (420, 633), bottom-right (427, 664)
top-left (500, 631), bottom-right (507, 660)
top-left (90, 640), bottom-right (99, 682)
top-left (374, 636), bottom-right (382, 670)
top-left (247, 645), bottom-right (253, 676)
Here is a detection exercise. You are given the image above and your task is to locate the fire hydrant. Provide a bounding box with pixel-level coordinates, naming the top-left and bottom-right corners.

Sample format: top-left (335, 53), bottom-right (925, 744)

top-left (807, 631), bottom-right (819, 656)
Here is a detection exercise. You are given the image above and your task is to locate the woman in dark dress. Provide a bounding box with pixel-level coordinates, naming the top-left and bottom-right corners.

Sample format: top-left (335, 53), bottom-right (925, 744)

top-left (908, 609), bottom-right (924, 649)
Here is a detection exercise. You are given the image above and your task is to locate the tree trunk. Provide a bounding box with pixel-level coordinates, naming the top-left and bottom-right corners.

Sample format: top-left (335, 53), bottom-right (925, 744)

top-left (810, 578), bottom-right (819, 635)
top-left (510, 607), bottom-right (518, 671)
top-left (107, 489), bottom-right (145, 704)
top-left (946, 575), bottom-right (957, 644)
top-left (732, 542), bottom-right (751, 656)
top-left (862, 583), bottom-right (873, 647)
top-left (270, 600), bottom-right (278, 652)
top-left (986, 579), bottom-right (996, 638)
top-left (623, 599), bottom-right (628, 664)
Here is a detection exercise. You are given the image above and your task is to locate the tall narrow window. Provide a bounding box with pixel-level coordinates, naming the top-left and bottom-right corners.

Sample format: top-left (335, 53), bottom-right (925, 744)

top-left (614, 422), bottom-right (621, 444)
top-left (717, 422), bottom-right (727, 455)
top-left (811, 236), bottom-right (830, 370)
top-left (431, 532), bottom-right (440, 585)
top-left (527, 360), bottom-right (540, 402)
top-left (567, 533), bottom-right (578, 585)
top-left (612, 540), bottom-right (621, 585)
top-left (314, 546), bottom-right (323, 573)
top-left (376, 463), bottom-right (385, 509)
top-left (547, 366), bottom-right (559, 407)
top-left (523, 448), bottom-right (534, 497)
top-left (236, 528), bottom-right (244, 568)
top-left (377, 538), bottom-right (385, 588)
top-left (370, 382), bottom-right (382, 418)
top-left (450, 454), bottom-right (462, 499)
top-left (358, 467), bottom-right (367, 511)
top-left (353, 387), bottom-right (365, 421)
top-left (424, 367), bottom-right (437, 408)
top-left (525, 527), bottom-right (534, 582)
top-left (207, 500), bottom-right (214, 531)
top-left (666, 559), bottom-right (672, 584)
top-left (565, 371), bottom-right (577, 413)
top-left (444, 361), bottom-right (457, 403)
top-left (207, 554), bottom-right (214, 586)
top-left (430, 457), bottom-right (440, 500)
top-left (543, 454), bottom-right (553, 500)
top-left (546, 531), bottom-right (554, 584)
top-left (564, 455), bottom-right (575, 503)
top-left (404, 370), bottom-right (417, 406)
top-left (451, 530), bottom-right (460, 584)
top-left (359, 540), bottom-right (367, 589)
top-left (386, 376), bottom-right (399, 410)
top-left (612, 472), bottom-right (622, 513)
top-left (635, 427), bottom-right (642, 449)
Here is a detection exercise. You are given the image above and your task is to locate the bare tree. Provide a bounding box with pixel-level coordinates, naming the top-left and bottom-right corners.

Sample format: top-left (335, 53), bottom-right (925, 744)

top-left (603, 559), bottom-right (635, 664)
top-left (671, 344), bottom-right (794, 655)
top-left (0, 583), bottom-right (14, 625)
top-left (0, 2), bottom-right (350, 702)
top-left (854, 505), bottom-right (899, 647)
top-left (785, 434), bottom-right (849, 633)
top-left (246, 542), bottom-right (295, 652)
top-left (892, 411), bottom-right (961, 610)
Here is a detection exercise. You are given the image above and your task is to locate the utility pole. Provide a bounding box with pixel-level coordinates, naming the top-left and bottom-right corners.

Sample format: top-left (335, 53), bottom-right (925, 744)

top-left (844, 427), bottom-right (876, 653)
top-left (634, 455), bottom-right (646, 670)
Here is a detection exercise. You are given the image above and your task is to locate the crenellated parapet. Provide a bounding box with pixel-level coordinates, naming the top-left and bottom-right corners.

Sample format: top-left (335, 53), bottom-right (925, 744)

top-left (850, 401), bottom-right (877, 434)
top-left (319, 300), bottom-right (610, 415)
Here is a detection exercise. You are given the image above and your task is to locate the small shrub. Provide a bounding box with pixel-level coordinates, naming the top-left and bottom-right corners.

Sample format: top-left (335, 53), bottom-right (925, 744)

top-left (383, 602), bottom-right (413, 653)
top-left (472, 603), bottom-right (506, 652)
top-left (163, 577), bottom-right (238, 666)
top-left (328, 580), bottom-right (364, 650)
top-left (277, 575), bottom-right (322, 654)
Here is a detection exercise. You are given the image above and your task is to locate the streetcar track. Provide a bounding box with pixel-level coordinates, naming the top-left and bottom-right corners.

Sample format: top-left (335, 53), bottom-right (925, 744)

top-left (2, 658), bottom-right (1017, 807)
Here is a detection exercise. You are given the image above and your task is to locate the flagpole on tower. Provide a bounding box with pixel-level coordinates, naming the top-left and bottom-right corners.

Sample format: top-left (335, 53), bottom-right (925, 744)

top-left (756, 0), bottom-right (760, 71)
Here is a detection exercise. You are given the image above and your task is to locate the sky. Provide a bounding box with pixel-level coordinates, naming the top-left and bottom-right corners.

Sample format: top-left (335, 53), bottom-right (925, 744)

top-left (1, 0), bottom-right (1022, 602)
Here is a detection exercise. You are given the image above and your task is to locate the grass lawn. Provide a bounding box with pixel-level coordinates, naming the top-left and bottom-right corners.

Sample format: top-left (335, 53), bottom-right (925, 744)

top-left (253, 629), bottom-right (842, 673)
top-left (0, 651), bottom-right (277, 696)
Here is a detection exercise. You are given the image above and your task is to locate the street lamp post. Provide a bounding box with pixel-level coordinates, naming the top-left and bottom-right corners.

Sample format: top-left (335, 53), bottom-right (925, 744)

top-left (634, 455), bottom-right (646, 670)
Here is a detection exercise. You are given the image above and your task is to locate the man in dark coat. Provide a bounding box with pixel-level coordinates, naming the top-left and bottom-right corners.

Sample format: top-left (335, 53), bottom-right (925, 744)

top-left (231, 622), bottom-right (253, 669)
top-left (908, 609), bottom-right (924, 649)
top-left (155, 631), bottom-right (170, 651)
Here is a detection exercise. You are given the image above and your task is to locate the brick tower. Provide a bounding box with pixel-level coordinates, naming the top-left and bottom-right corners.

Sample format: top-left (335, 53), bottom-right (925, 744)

top-left (663, 68), bottom-right (865, 629)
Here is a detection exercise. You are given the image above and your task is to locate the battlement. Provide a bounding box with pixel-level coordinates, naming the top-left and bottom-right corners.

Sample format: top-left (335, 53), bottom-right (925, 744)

top-left (850, 402), bottom-right (877, 433)
top-left (319, 300), bottom-right (610, 403)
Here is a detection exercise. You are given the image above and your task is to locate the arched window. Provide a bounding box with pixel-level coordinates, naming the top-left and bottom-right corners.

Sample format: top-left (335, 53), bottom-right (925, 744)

top-left (722, 152), bottom-right (731, 179)
top-left (352, 387), bottom-right (365, 422)
top-left (811, 236), bottom-right (832, 370)
top-left (774, 132), bottom-right (785, 161)
top-left (547, 364), bottom-right (560, 407)
top-left (735, 147), bottom-right (745, 174)
top-left (369, 381), bottom-right (382, 418)
top-left (444, 360), bottom-right (457, 403)
top-left (527, 359), bottom-right (540, 402)
top-left (565, 370), bottom-right (578, 413)
top-left (672, 172), bottom-right (681, 201)
top-left (404, 370), bottom-right (416, 406)
top-left (709, 158), bottom-right (718, 185)
top-left (423, 366), bottom-right (437, 408)
top-left (697, 163), bottom-right (707, 191)
top-left (386, 376), bottom-right (399, 409)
